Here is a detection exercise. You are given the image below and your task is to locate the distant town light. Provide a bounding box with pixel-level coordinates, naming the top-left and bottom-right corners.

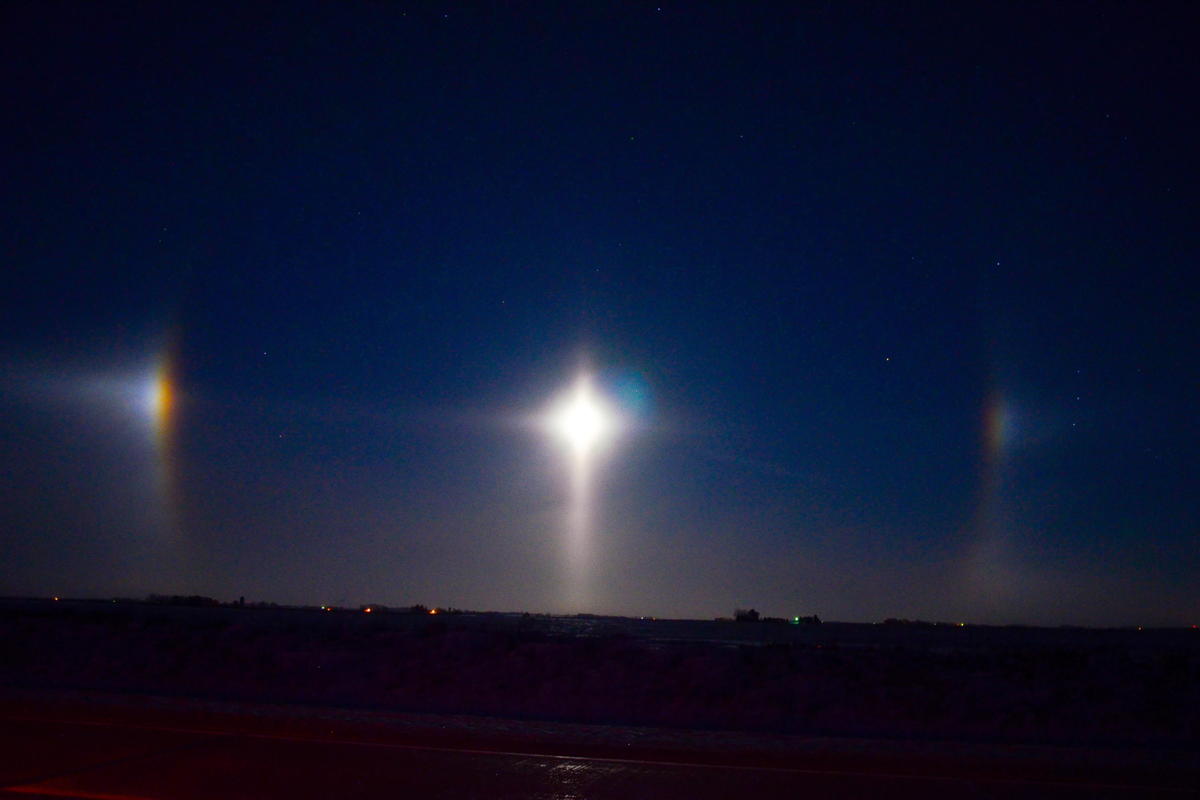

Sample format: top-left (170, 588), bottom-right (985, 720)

top-left (429, 608), bottom-right (438, 615)
top-left (364, 607), bottom-right (373, 613)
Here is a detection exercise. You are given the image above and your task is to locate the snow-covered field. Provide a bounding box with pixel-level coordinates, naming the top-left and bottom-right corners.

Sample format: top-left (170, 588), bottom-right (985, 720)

top-left (2, 598), bottom-right (1196, 748)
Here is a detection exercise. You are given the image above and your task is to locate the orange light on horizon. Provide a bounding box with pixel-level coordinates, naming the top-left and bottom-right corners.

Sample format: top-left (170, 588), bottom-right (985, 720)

top-left (364, 607), bottom-right (373, 613)
top-left (429, 608), bottom-right (438, 615)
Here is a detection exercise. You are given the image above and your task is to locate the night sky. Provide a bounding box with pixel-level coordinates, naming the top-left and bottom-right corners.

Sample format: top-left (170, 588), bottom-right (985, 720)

top-left (3, 2), bottom-right (1196, 626)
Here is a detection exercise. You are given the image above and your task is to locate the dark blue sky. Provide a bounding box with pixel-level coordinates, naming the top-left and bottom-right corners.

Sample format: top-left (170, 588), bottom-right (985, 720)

top-left (2, 1), bottom-right (1196, 624)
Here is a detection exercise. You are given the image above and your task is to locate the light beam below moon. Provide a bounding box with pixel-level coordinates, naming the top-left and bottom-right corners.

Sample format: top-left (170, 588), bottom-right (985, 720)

top-left (544, 373), bottom-right (618, 611)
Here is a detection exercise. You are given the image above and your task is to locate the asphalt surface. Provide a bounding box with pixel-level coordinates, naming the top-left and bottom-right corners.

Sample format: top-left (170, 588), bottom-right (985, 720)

top-left (0, 697), bottom-right (1193, 799)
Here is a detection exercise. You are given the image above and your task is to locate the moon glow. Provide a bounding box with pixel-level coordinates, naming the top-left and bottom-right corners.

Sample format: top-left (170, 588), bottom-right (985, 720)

top-left (544, 372), bottom-right (619, 611)
top-left (549, 375), bottom-right (613, 459)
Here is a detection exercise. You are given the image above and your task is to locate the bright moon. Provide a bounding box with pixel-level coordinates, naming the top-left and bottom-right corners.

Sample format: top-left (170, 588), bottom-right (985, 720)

top-left (549, 376), bottom-right (613, 457)
top-left (144, 364), bottom-right (173, 438)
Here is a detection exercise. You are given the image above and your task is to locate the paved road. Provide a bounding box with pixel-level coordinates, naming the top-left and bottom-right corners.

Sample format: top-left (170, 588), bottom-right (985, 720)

top-left (0, 709), bottom-right (1191, 799)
